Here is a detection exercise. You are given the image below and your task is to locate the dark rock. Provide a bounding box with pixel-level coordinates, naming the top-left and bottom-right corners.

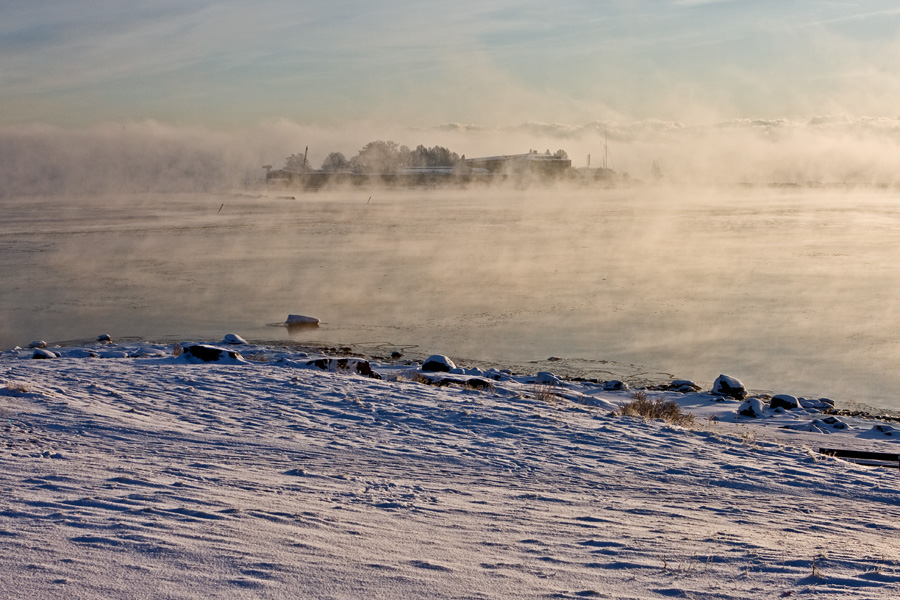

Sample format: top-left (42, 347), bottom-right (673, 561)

top-left (712, 374), bottom-right (748, 399)
top-left (391, 351), bottom-right (403, 360)
top-left (422, 354), bottom-right (456, 372)
top-left (97, 334), bottom-right (112, 342)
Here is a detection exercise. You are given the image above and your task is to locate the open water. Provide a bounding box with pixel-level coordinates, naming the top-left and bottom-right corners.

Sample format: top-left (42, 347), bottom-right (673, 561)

top-left (3, 185), bottom-right (900, 410)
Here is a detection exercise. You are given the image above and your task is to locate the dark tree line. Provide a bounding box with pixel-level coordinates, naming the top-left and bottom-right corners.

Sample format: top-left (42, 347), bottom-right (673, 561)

top-left (281, 141), bottom-right (461, 174)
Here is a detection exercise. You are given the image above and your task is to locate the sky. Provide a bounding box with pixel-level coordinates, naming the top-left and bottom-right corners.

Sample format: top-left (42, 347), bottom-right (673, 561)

top-left (3, 0), bottom-right (900, 129)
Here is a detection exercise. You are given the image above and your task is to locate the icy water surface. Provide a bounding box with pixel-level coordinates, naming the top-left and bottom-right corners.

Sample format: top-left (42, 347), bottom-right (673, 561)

top-left (3, 186), bottom-right (900, 409)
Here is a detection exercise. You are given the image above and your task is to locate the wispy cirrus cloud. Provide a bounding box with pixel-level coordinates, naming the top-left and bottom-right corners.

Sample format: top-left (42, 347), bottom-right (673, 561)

top-left (2, 0), bottom-right (900, 127)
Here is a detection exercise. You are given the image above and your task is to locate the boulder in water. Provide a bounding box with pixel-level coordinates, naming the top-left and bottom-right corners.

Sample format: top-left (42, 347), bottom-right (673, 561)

top-left (286, 314), bottom-right (320, 327)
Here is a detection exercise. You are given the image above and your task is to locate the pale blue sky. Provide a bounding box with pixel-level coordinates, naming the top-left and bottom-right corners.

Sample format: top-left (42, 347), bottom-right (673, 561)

top-left (2, 0), bottom-right (900, 127)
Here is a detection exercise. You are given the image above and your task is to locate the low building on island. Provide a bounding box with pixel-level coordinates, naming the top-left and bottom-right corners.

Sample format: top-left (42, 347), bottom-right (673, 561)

top-left (463, 150), bottom-right (572, 177)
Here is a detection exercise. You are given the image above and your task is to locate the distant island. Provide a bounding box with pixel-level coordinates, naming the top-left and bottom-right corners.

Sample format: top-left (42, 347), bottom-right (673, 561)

top-left (263, 140), bottom-right (621, 189)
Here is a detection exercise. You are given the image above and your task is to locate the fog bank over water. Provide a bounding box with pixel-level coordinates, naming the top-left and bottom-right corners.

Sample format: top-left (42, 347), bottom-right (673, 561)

top-left (3, 116), bottom-right (900, 195)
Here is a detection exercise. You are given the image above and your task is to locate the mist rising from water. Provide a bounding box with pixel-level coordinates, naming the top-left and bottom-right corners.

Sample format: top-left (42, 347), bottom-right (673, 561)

top-left (4, 118), bottom-right (900, 408)
top-left (2, 116), bottom-right (900, 196)
top-left (4, 183), bottom-right (900, 409)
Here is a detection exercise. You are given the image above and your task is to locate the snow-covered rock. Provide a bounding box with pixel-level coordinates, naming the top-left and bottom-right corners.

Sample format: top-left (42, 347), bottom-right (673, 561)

top-left (180, 344), bottom-right (245, 364)
top-left (668, 379), bottom-right (700, 392)
top-left (32, 348), bottom-right (58, 359)
top-left (97, 334), bottom-right (112, 342)
top-left (712, 374), bottom-right (748, 399)
top-left (603, 379), bottom-right (628, 391)
top-left (422, 355), bottom-right (456, 372)
top-left (29, 340), bottom-right (47, 349)
top-left (738, 397), bottom-right (767, 418)
top-left (799, 397), bottom-right (835, 410)
top-left (817, 416), bottom-right (849, 430)
top-left (788, 416), bottom-right (850, 433)
top-left (770, 394), bottom-right (800, 410)
top-left (222, 334), bottom-right (247, 345)
top-left (859, 424), bottom-right (900, 438)
top-left (535, 372), bottom-right (562, 386)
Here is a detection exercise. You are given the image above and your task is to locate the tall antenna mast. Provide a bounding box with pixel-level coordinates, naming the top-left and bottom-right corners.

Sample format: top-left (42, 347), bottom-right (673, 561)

top-left (604, 132), bottom-right (608, 170)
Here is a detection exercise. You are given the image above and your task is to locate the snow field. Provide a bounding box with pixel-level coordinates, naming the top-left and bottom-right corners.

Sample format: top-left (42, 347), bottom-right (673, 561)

top-left (1, 344), bottom-right (900, 599)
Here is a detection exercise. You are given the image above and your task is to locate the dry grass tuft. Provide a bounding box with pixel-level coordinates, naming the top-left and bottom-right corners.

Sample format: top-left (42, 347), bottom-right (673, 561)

top-left (532, 382), bottom-right (557, 403)
top-left (243, 353), bottom-right (270, 363)
top-left (621, 391), bottom-right (695, 427)
top-left (5, 381), bottom-right (34, 394)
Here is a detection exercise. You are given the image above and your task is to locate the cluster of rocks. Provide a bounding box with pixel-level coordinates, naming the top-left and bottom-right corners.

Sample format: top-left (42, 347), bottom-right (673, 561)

top-left (17, 334), bottom-right (892, 427)
top-left (702, 373), bottom-right (838, 419)
top-left (28, 334), bottom-right (114, 359)
top-left (28, 340), bottom-right (58, 359)
top-left (417, 354), bottom-right (497, 390)
top-left (307, 357), bottom-right (380, 379)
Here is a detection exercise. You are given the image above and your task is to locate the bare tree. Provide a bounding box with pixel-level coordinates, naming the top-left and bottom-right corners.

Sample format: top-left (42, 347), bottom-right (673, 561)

top-left (408, 145), bottom-right (460, 167)
top-left (283, 153), bottom-right (308, 173)
top-left (320, 152), bottom-right (350, 172)
top-left (351, 140), bottom-right (405, 174)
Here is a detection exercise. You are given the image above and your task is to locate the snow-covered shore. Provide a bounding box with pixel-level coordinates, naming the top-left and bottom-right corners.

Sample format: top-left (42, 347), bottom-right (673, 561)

top-left (2, 338), bottom-right (899, 599)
